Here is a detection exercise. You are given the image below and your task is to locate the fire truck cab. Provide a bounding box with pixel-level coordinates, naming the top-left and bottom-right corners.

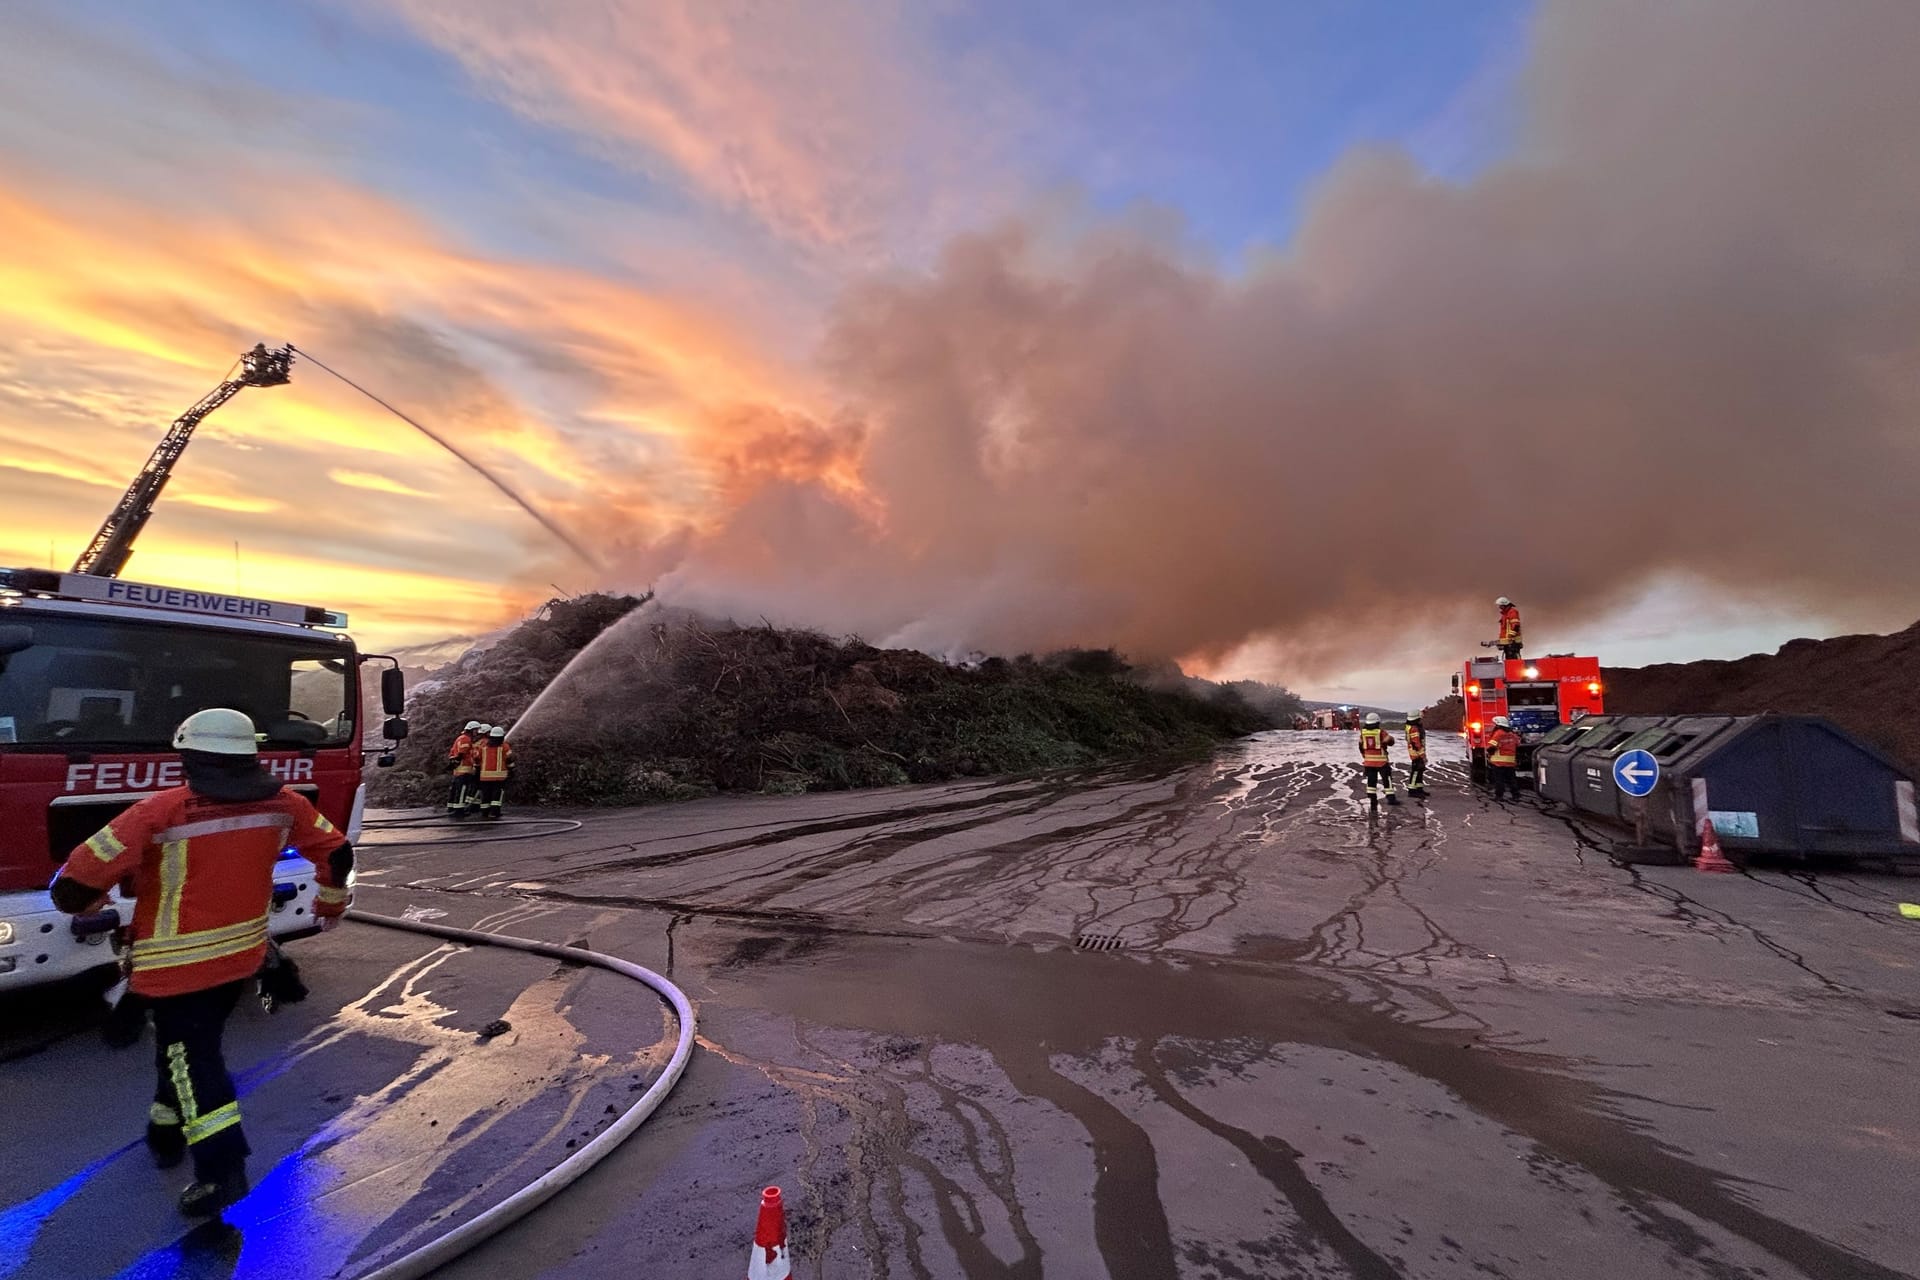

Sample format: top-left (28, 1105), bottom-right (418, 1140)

top-left (1454, 653), bottom-right (1604, 778)
top-left (0, 568), bottom-right (404, 992)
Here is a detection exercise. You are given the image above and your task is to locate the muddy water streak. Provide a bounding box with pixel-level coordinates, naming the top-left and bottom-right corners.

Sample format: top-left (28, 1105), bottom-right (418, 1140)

top-left (707, 928), bottom-right (1908, 1280)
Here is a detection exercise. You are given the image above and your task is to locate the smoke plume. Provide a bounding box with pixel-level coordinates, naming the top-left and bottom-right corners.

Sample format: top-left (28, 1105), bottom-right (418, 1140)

top-left (619, 0), bottom-right (1920, 678)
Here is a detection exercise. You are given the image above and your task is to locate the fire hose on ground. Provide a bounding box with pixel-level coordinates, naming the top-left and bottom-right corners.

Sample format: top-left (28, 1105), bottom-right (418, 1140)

top-left (344, 911), bottom-right (696, 1280)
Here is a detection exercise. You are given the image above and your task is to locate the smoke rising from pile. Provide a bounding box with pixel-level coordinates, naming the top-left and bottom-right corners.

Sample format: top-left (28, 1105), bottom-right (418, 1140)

top-left (623, 1), bottom-right (1920, 677)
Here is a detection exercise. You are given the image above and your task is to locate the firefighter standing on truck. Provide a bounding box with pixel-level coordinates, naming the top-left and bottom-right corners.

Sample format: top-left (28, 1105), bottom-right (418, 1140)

top-left (1358, 713), bottom-right (1400, 807)
top-left (1488, 597), bottom-right (1523, 659)
top-left (49, 709), bottom-right (353, 1217)
top-left (1404, 710), bottom-right (1429, 799)
top-left (1487, 715), bottom-right (1522, 801)
top-left (447, 719), bottom-right (482, 817)
top-left (474, 724), bottom-right (515, 820)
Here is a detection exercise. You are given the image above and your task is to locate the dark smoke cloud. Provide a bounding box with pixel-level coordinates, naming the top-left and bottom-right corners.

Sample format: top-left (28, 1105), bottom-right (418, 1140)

top-left (622, 0), bottom-right (1920, 678)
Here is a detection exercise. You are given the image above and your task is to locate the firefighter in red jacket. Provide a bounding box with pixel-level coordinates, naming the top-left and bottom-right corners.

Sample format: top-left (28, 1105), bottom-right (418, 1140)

top-left (1487, 715), bottom-right (1522, 801)
top-left (1487, 597), bottom-right (1523, 660)
top-left (474, 724), bottom-right (515, 819)
top-left (1404, 710), bottom-right (1429, 798)
top-left (50, 708), bottom-right (353, 1217)
top-left (447, 720), bottom-right (482, 817)
top-left (1358, 713), bottom-right (1400, 807)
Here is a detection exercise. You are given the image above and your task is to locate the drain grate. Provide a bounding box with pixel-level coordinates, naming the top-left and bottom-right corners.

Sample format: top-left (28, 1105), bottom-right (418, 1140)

top-left (1074, 933), bottom-right (1126, 952)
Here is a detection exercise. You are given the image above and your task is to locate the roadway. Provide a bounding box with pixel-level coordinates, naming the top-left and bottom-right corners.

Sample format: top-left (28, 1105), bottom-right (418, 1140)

top-left (3, 731), bottom-right (1917, 1279)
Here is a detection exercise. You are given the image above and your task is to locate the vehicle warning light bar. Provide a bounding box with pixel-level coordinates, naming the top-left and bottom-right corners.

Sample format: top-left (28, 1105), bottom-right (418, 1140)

top-left (0, 568), bottom-right (348, 628)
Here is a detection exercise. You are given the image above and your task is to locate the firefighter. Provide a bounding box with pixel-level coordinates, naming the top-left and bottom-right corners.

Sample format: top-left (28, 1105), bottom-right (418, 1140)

top-left (1404, 710), bottom-right (1429, 798)
top-left (462, 724), bottom-right (492, 816)
top-left (447, 720), bottom-right (482, 817)
top-left (1487, 715), bottom-right (1522, 801)
top-left (49, 709), bottom-right (353, 1217)
top-left (474, 724), bottom-right (515, 819)
top-left (1487, 597), bottom-right (1523, 660)
top-left (1358, 712), bottom-right (1399, 806)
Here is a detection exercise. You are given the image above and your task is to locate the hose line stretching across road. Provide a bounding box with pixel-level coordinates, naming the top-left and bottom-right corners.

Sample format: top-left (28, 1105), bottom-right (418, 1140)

top-left (344, 911), bottom-right (696, 1280)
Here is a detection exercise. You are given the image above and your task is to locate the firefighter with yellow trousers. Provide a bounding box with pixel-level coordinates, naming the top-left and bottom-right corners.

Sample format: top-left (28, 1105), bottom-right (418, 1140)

top-left (1403, 710), bottom-right (1429, 798)
top-left (50, 709), bottom-right (353, 1217)
top-left (447, 719), bottom-right (482, 817)
top-left (1358, 713), bottom-right (1400, 807)
top-left (1487, 715), bottom-right (1522, 801)
top-left (473, 724), bottom-right (515, 819)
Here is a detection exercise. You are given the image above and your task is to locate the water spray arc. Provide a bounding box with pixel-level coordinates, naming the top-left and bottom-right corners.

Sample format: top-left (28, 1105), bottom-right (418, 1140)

top-left (289, 346), bottom-right (603, 571)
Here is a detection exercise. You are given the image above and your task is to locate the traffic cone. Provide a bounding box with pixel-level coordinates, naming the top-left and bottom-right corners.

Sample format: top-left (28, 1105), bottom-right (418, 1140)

top-left (1695, 818), bottom-right (1735, 873)
top-left (747, 1186), bottom-right (791, 1280)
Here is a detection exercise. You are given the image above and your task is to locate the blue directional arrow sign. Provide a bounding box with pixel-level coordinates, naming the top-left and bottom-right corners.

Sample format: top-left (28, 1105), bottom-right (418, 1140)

top-left (1613, 749), bottom-right (1660, 797)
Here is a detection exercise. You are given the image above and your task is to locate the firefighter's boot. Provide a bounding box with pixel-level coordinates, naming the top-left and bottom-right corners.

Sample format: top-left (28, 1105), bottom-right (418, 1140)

top-left (179, 1166), bottom-right (249, 1218)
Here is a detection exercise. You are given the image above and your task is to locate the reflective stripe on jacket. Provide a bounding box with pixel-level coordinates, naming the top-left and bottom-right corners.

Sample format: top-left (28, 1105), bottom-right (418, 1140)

top-left (477, 741), bottom-right (514, 782)
top-left (1498, 606), bottom-right (1522, 645)
top-left (448, 734), bottom-right (477, 775)
top-left (1488, 729), bottom-right (1520, 767)
top-left (58, 786), bottom-right (349, 997)
top-left (1359, 728), bottom-right (1391, 767)
top-left (1405, 724), bottom-right (1426, 759)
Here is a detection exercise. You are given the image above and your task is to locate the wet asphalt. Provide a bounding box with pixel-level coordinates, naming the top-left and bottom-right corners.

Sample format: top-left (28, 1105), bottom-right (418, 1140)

top-left (3, 731), bottom-right (1918, 1279)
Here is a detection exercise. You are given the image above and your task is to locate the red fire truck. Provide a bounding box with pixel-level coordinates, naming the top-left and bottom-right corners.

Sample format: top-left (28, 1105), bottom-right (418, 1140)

top-left (1453, 653), bottom-right (1604, 778)
top-left (0, 567), bottom-right (405, 992)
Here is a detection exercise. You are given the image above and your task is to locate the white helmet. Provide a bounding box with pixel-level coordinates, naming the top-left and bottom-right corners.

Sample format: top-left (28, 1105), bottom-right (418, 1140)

top-left (489, 725), bottom-right (507, 740)
top-left (1364, 712), bottom-right (1381, 726)
top-left (1496, 596), bottom-right (1512, 608)
top-left (1406, 710), bottom-right (1422, 722)
top-left (474, 723), bottom-right (492, 736)
top-left (173, 708), bottom-right (259, 756)
top-left (1493, 715), bottom-right (1512, 728)
top-left (465, 720), bottom-right (481, 732)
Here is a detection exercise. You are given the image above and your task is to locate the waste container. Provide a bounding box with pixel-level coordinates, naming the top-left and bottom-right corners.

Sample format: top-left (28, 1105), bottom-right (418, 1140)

top-left (1636, 714), bottom-right (1920, 861)
top-left (1555, 717), bottom-right (1672, 822)
top-left (1534, 716), bottom-right (1628, 807)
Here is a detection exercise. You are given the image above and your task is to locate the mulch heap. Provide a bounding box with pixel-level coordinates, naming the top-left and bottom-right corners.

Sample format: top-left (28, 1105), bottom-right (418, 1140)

top-left (1601, 619), bottom-right (1920, 778)
top-left (371, 594), bottom-right (1304, 808)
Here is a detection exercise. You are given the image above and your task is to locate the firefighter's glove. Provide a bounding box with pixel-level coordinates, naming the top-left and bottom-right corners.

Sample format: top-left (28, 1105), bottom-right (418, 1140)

top-left (259, 949), bottom-right (309, 1012)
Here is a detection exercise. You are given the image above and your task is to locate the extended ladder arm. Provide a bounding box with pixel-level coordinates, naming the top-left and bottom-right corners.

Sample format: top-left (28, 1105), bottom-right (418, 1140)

top-left (72, 345), bottom-right (293, 578)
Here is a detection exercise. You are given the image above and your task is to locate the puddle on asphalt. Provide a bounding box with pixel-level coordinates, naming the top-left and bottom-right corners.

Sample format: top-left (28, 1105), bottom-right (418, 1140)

top-left (698, 921), bottom-right (1906, 1280)
top-left (3, 940), bottom-right (673, 1280)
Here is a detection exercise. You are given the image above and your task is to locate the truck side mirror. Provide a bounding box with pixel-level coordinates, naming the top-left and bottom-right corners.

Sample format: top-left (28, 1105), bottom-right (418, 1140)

top-left (1450, 674), bottom-right (1460, 693)
top-left (383, 716), bottom-right (409, 741)
top-left (380, 667), bottom-right (406, 716)
top-left (0, 624), bottom-right (32, 656)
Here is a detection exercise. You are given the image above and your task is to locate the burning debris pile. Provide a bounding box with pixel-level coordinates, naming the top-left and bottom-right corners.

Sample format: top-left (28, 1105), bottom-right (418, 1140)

top-left (372, 595), bottom-right (1299, 807)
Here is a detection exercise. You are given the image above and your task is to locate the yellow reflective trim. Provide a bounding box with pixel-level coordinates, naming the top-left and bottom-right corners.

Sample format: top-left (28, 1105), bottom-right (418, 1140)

top-left (314, 885), bottom-right (350, 905)
top-left (313, 814), bottom-right (336, 833)
top-left (150, 1102), bottom-right (181, 1127)
top-left (86, 827), bottom-right (126, 864)
top-left (133, 924), bottom-right (269, 972)
top-left (153, 840), bottom-right (189, 940)
top-left (185, 1101), bottom-right (241, 1145)
top-left (137, 916), bottom-right (269, 956)
top-left (167, 1042), bottom-right (197, 1124)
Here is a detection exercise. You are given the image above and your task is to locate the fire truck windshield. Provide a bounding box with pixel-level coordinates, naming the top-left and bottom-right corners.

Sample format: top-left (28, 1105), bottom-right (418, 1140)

top-left (0, 612), bottom-right (354, 750)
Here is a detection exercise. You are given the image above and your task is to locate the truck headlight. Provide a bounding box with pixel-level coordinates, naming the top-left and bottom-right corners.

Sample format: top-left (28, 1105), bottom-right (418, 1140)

top-left (0, 921), bottom-right (13, 945)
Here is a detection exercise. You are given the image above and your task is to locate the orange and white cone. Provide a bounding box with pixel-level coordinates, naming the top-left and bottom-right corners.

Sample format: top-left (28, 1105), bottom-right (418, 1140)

top-left (1696, 817), bottom-right (1735, 873)
top-left (747, 1186), bottom-right (791, 1280)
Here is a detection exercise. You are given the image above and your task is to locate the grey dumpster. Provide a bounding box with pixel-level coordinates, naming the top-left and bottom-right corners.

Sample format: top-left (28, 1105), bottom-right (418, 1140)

top-left (1534, 716), bottom-right (1629, 807)
top-left (1555, 717), bottom-right (1672, 821)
